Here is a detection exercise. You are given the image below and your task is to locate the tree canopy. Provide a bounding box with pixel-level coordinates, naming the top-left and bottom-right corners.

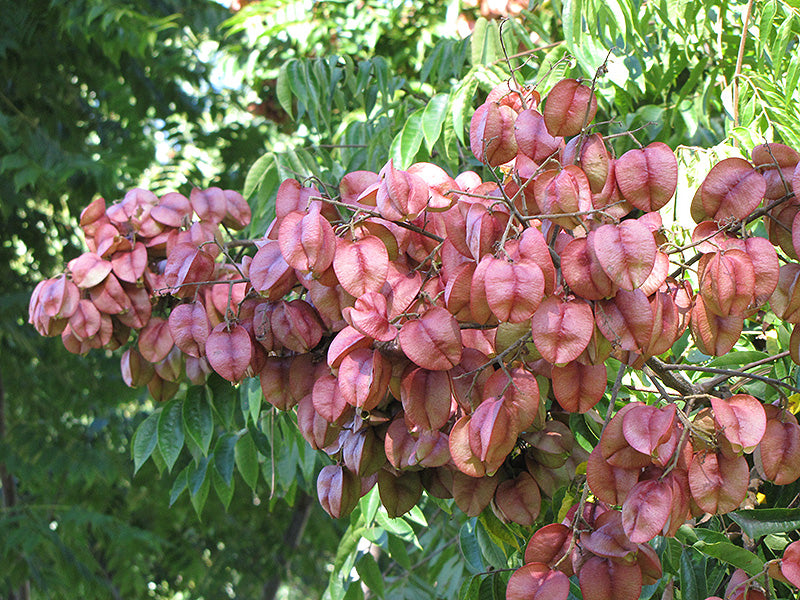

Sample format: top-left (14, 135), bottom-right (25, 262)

top-left (9, 1), bottom-right (800, 599)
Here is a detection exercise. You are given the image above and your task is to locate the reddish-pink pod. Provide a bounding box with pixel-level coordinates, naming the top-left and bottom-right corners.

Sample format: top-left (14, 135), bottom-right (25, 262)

top-left (531, 296), bottom-right (595, 365)
top-left (514, 109), bottom-right (562, 165)
top-left (317, 465), bottom-right (360, 519)
top-left (249, 239), bottom-right (296, 299)
top-left (398, 307), bottom-right (462, 371)
top-left (278, 203), bottom-right (336, 274)
top-left (163, 242), bottom-right (216, 298)
top-left (560, 235), bottom-right (617, 300)
top-left (190, 187), bottom-right (227, 224)
top-left (138, 317), bottom-right (174, 364)
top-left (753, 142), bottom-right (798, 199)
top-left (533, 165), bottom-right (592, 228)
top-left (592, 219), bottom-right (657, 291)
top-left (151, 192), bottom-right (191, 227)
top-left (692, 157), bottom-right (766, 223)
top-left (121, 347), bottom-right (155, 388)
top-left (595, 288), bottom-right (655, 353)
top-left (333, 236), bottom-right (389, 298)
top-left (578, 552), bottom-right (642, 600)
top-left (614, 142), bottom-right (678, 212)
top-left (690, 295), bottom-right (744, 356)
top-left (698, 249), bottom-right (755, 317)
top-left (342, 291), bottom-right (395, 342)
top-left (222, 189), bottom-right (251, 230)
top-left (543, 78), bottom-right (598, 137)
top-left (168, 301), bottom-right (211, 358)
top-left (483, 257), bottom-right (544, 323)
top-left (340, 170), bottom-right (379, 206)
top-left (68, 299), bottom-right (102, 341)
top-left (111, 242), bottom-right (148, 283)
top-left (68, 252), bottom-right (113, 289)
top-left (401, 367), bottom-right (452, 431)
top-left (470, 102), bottom-right (518, 166)
top-left (755, 412), bottom-right (800, 485)
top-left (563, 132), bottom-right (610, 193)
top-left (621, 479), bottom-right (674, 543)
top-left (376, 160), bottom-right (429, 220)
top-left (552, 361), bottom-right (606, 413)
top-left (206, 323), bottom-right (252, 383)
top-left (506, 563), bottom-right (569, 600)
top-left (688, 451), bottom-right (749, 514)
top-left (781, 540), bottom-right (800, 587)
top-left (38, 274), bottom-right (80, 319)
top-left (337, 348), bottom-right (391, 412)
top-left (711, 394), bottom-right (766, 455)
top-left (270, 299), bottom-right (325, 353)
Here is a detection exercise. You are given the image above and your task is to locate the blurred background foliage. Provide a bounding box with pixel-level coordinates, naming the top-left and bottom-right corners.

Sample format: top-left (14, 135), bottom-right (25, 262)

top-left (3, 0), bottom-right (800, 598)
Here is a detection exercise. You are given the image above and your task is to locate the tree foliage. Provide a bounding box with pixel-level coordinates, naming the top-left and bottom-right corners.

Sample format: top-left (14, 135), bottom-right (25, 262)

top-left (12, 1), bottom-right (800, 599)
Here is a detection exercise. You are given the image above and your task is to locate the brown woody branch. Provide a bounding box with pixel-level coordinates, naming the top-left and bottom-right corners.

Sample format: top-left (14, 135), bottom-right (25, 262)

top-left (698, 350), bottom-right (792, 393)
top-left (645, 358), bottom-right (703, 397)
top-left (651, 358), bottom-right (800, 394)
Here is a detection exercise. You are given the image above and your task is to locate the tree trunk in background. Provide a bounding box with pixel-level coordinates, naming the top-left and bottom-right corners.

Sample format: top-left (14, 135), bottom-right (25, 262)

top-left (0, 363), bottom-right (29, 600)
top-left (261, 491), bottom-right (314, 600)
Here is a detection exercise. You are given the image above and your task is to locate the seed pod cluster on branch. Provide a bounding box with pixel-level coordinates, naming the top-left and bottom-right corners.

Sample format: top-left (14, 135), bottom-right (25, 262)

top-left (28, 74), bottom-right (800, 598)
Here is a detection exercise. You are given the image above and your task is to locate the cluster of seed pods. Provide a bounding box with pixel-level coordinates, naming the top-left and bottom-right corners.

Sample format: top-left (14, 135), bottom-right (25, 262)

top-left (28, 187), bottom-right (252, 399)
top-left (28, 76), bottom-right (800, 598)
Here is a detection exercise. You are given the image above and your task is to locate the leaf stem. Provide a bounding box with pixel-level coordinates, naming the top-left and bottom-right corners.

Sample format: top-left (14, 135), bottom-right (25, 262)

top-left (732, 0), bottom-right (755, 129)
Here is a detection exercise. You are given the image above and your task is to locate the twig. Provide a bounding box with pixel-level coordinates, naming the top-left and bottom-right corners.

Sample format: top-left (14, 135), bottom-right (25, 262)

top-left (645, 358), bottom-right (703, 397)
top-left (744, 191), bottom-right (796, 226)
top-left (663, 223), bottom-right (727, 255)
top-left (452, 332), bottom-right (531, 380)
top-left (669, 252), bottom-right (702, 279)
top-left (153, 278), bottom-right (250, 294)
top-left (602, 365), bottom-right (627, 436)
top-left (490, 41), bottom-right (564, 66)
top-left (732, 0), bottom-right (755, 129)
top-left (498, 19), bottom-right (526, 111)
top-left (311, 196), bottom-right (445, 243)
top-left (520, 201), bottom-right (627, 222)
top-left (224, 239), bottom-right (259, 248)
top-left (662, 398), bottom-right (696, 477)
top-left (699, 350), bottom-right (792, 393)
top-left (654, 361), bottom-right (800, 394)
top-left (643, 364), bottom-right (674, 405)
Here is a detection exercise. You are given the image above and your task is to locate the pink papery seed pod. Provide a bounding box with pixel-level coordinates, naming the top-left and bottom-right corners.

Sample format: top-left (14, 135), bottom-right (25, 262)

top-left (317, 465), bottom-right (361, 519)
top-left (542, 78), bottom-right (597, 138)
top-left (120, 347), bottom-right (155, 387)
top-left (222, 189), bottom-right (251, 230)
top-left (470, 102), bottom-right (518, 166)
top-left (39, 274), bottom-right (80, 320)
top-left (185, 355), bottom-right (212, 386)
top-left (68, 299), bottom-right (102, 341)
top-left (151, 192), bottom-right (192, 228)
top-left (270, 299), bottom-right (325, 353)
top-left (338, 348), bottom-right (391, 412)
top-left (206, 323), bottom-right (252, 383)
top-left (68, 252), bottom-right (113, 289)
top-left (168, 301), bottom-right (211, 358)
top-left (138, 317), bottom-right (174, 364)
top-left (376, 159), bottom-right (430, 221)
top-left (278, 203), bottom-right (336, 275)
top-left (80, 197), bottom-right (108, 238)
top-left (163, 242), bottom-right (216, 299)
top-left (190, 187), bottom-right (227, 224)
top-left (249, 239), bottom-right (296, 300)
top-left (111, 242), bottom-right (148, 284)
top-left (89, 272), bottom-right (133, 315)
